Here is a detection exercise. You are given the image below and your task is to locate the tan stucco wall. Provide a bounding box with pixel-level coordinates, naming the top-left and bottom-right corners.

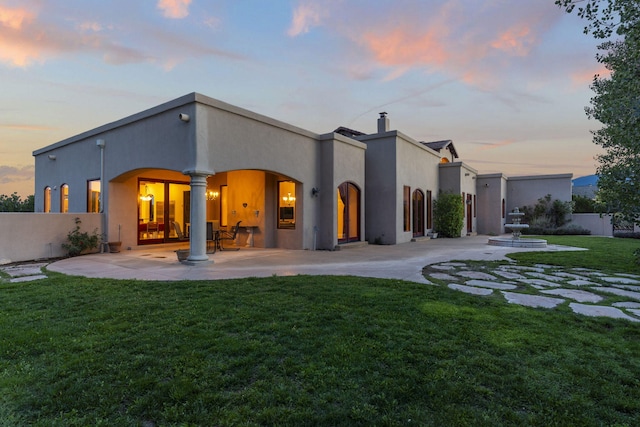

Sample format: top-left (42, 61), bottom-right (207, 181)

top-left (507, 174), bottom-right (573, 213)
top-left (570, 213), bottom-right (614, 236)
top-left (476, 173), bottom-right (507, 235)
top-left (362, 131), bottom-right (440, 244)
top-left (0, 213), bottom-right (102, 263)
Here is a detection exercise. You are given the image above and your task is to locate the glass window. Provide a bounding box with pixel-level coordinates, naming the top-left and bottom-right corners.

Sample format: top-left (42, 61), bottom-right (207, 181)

top-left (426, 190), bottom-right (433, 229)
top-left (87, 180), bottom-right (101, 213)
top-left (403, 186), bottom-right (410, 232)
top-left (60, 184), bottom-right (69, 213)
top-left (278, 181), bottom-right (296, 229)
top-left (44, 187), bottom-right (51, 213)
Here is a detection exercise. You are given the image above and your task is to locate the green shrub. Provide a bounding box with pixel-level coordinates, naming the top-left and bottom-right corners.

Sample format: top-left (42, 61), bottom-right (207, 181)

top-left (433, 191), bottom-right (464, 238)
top-left (521, 194), bottom-right (572, 230)
top-left (62, 218), bottom-right (100, 257)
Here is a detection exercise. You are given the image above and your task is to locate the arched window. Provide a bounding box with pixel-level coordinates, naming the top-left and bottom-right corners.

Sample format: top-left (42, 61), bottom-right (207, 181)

top-left (337, 182), bottom-right (360, 243)
top-left (412, 189), bottom-right (425, 237)
top-left (60, 184), bottom-right (69, 213)
top-left (44, 187), bottom-right (51, 213)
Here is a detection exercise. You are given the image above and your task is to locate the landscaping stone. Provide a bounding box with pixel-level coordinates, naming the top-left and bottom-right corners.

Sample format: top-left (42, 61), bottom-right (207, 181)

top-left (554, 272), bottom-right (591, 280)
top-left (612, 302), bottom-right (640, 309)
top-left (541, 288), bottom-right (603, 303)
top-left (567, 279), bottom-right (599, 287)
top-left (524, 272), bottom-right (564, 282)
top-left (10, 275), bottom-right (48, 283)
top-left (518, 279), bottom-right (561, 288)
top-left (493, 270), bottom-right (527, 280)
top-left (569, 303), bottom-right (640, 322)
top-left (456, 271), bottom-right (497, 280)
top-left (611, 284), bottom-right (640, 292)
top-left (1, 263), bottom-right (47, 277)
top-left (501, 292), bottom-right (564, 309)
top-left (448, 283), bottom-right (493, 296)
top-left (601, 276), bottom-right (640, 285)
top-left (464, 280), bottom-right (518, 290)
top-left (429, 273), bottom-right (459, 281)
top-left (424, 260), bottom-right (640, 323)
top-left (591, 287), bottom-right (640, 301)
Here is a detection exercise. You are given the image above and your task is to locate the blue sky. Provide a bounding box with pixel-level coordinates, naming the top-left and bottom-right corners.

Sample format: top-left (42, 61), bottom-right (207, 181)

top-left (0, 0), bottom-right (604, 196)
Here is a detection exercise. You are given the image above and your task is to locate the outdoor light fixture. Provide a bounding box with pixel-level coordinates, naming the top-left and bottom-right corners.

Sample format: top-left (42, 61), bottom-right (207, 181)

top-left (206, 190), bottom-right (219, 201)
top-left (179, 113), bottom-right (190, 122)
top-left (48, 155), bottom-right (56, 160)
top-left (282, 192), bottom-right (296, 205)
top-left (311, 187), bottom-right (320, 197)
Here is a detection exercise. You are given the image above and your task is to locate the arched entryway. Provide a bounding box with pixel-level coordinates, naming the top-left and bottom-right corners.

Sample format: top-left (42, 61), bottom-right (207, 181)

top-left (337, 182), bottom-right (360, 244)
top-left (412, 189), bottom-right (425, 237)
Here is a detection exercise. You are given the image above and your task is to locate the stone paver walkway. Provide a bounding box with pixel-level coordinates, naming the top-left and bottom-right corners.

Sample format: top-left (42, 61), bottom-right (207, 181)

top-left (424, 262), bottom-right (640, 322)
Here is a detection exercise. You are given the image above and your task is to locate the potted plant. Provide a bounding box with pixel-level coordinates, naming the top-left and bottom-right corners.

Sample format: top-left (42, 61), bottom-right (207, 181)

top-left (108, 225), bottom-right (122, 253)
top-left (175, 249), bottom-right (189, 261)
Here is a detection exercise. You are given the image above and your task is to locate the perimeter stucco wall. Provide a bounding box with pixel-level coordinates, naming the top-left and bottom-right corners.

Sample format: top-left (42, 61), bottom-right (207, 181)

top-left (506, 174), bottom-right (573, 213)
top-left (476, 173), bottom-right (508, 235)
top-left (570, 213), bottom-right (614, 236)
top-left (0, 213), bottom-right (102, 263)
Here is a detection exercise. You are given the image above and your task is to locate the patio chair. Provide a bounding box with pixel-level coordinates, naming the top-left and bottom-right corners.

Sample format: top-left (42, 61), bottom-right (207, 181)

top-left (219, 220), bottom-right (242, 251)
top-left (171, 221), bottom-right (188, 241)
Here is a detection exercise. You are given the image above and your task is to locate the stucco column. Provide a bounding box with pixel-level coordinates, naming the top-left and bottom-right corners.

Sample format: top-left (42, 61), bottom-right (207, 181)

top-left (186, 172), bottom-right (209, 262)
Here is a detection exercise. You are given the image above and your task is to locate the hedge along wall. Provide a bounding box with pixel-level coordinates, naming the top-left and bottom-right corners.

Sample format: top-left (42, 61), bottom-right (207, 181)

top-left (0, 213), bottom-right (102, 264)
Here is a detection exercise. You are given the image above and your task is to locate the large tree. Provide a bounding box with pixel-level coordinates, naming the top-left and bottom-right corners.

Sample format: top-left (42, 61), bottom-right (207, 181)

top-left (556, 0), bottom-right (640, 223)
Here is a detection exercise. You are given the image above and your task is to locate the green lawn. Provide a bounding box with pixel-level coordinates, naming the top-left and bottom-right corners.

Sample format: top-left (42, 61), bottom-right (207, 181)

top-left (1, 237), bottom-right (640, 426)
top-left (510, 235), bottom-right (640, 273)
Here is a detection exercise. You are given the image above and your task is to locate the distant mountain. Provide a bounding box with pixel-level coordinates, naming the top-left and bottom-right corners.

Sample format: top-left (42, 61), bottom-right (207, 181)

top-left (572, 175), bottom-right (598, 198)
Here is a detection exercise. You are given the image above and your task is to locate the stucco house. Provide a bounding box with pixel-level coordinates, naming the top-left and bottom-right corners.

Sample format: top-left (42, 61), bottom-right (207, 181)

top-left (32, 92), bottom-right (572, 262)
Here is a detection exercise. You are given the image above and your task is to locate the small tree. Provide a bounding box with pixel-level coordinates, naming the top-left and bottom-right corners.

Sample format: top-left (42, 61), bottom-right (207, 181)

top-left (433, 191), bottom-right (464, 238)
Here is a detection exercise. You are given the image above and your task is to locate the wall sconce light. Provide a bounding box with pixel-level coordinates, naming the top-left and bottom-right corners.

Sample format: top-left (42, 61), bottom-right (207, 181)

top-left (48, 155), bottom-right (56, 160)
top-left (484, 183), bottom-right (490, 187)
top-left (179, 113), bottom-right (190, 122)
top-left (254, 210), bottom-right (260, 217)
top-left (206, 190), bottom-right (219, 201)
top-left (282, 192), bottom-right (296, 205)
top-left (312, 187), bottom-right (320, 197)
top-left (464, 172), bottom-right (470, 176)
top-left (242, 202), bottom-right (248, 208)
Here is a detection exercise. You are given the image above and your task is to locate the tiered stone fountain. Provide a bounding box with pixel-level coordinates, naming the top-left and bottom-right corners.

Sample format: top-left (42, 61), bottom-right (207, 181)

top-left (488, 207), bottom-right (547, 248)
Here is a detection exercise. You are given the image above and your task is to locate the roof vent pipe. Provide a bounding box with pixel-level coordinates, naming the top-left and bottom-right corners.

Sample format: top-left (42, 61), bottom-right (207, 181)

top-left (377, 112), bottom-right (389, 133)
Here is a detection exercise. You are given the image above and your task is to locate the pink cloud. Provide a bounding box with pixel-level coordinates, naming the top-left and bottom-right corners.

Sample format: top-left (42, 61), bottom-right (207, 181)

top-left (157, 0), bottom-right (191, 19)
top-left (490, 26), bottom-right (535, 57)
top-left (295, 1), bottom-right (566, 89)
top-left (571, 65), bottom-right (610, 86)
top-left (288, 2), bottom-right (324, 37)
top-left (0, 5), bottom-right (39, 66)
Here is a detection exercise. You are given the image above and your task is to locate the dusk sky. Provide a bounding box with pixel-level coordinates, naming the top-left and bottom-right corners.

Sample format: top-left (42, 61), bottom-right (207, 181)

top-left (1, 0), bottom-right (605, 197)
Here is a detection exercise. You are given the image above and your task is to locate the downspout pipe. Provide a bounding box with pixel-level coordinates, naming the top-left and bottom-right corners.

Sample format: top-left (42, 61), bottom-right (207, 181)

top-left (96, 139), bottom-right (107, 248)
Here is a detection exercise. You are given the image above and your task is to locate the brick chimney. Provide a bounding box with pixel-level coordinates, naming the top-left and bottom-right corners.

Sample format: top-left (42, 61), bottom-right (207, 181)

top-left (377, 112), bottom-right (389, 133)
